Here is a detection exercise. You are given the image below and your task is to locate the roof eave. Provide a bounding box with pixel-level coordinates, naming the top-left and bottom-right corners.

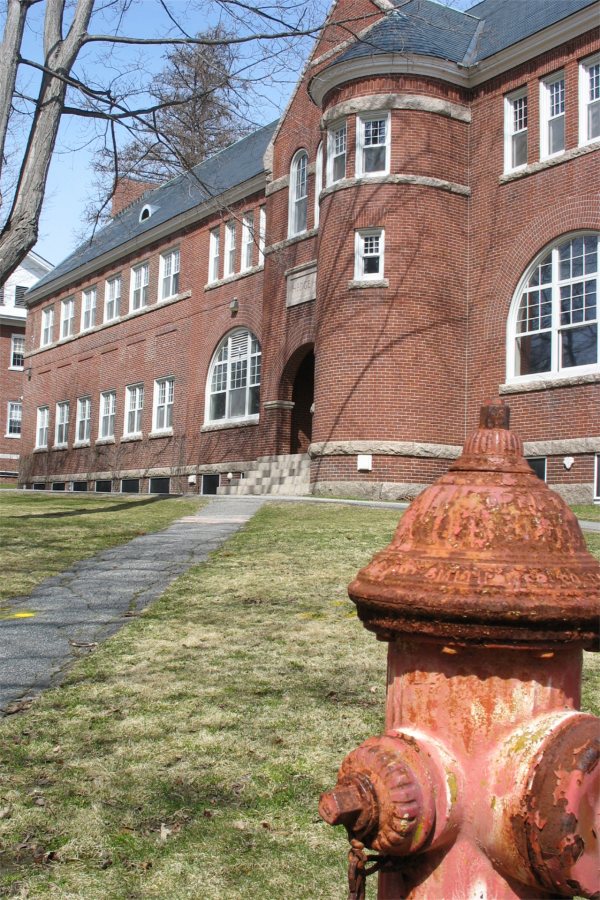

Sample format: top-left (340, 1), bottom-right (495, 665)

top-left (27, 171), bottom-right (267, 306)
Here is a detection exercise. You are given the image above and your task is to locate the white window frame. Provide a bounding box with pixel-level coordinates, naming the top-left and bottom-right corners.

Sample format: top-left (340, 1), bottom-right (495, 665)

top-left (355, 228), bottom-right (385, 281)
top-left (60, 297), bottom-right (75, 339)
top-left (507, 232), bottom-right (599, 384)
top-left (124, 383), bottom-right (144, 436)
top-left (315, 142), bottom-right (323, 227)
top-left (224, 222), bottom-right (236, 277)
top-left (130, 262), bottom-right (149, 311)
top-left (75, 396), bottom-right (91, 445)
top-left (159, 248), bottom-right (180, 300)
top-left (105, 275), bottom-right (121, 322)
top-left (540, 71), bottom-right (566, 159)
top-left (327, 121), bottom-right (347, 185)
top-left (594, 453), bottom-right (600, 500)
top-left (81, 287), bottom-right (97, 331)
top-left (205, 329), bottom-right (261, 425)
top-left (504, 87), bottom-right (528, 173)
top-left (36, 406), bottom-right (49, 448)
top-left (10, 334), bottom-right (25, 370)
top-left (258, 207), bottom-right (266, 266)
top-left (356, 112), bottom-right (390, 177)
top-left (41, 307), bottom-right (54, 347)
top-left (6, 401), bottom-right (22, 437)
top-left (55, 401), bottom-right (70, 447)
top-left (241, 212), bottom-right (254, 272)
top-left (152, 377), bottom-right (174, 433)
top-left (288, 149), bottom-right (308, 237)
top-left (99, 391), bottom-right (116, 440)
top-left (208, 227), bottom-right (220, 282)
top-left (579, 53), bottom-right (600, 146)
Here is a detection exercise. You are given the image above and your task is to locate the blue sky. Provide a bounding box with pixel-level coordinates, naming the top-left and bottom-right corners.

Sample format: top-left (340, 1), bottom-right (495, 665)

top-left (22, 0), bottom-right (473, 267)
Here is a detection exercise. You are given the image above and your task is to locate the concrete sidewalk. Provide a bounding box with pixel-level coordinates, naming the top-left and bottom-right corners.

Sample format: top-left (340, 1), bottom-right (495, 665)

top-left (0, 496), bottom-right (265, 715)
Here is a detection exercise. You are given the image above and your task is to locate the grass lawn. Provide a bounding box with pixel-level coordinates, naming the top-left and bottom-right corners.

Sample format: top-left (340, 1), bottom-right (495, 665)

top-left (571, 502), bottom-right (600, 522)
top-left (0, 503), bottom-right (598, 899)
top-left (0, 493), bottom-right (203, 604)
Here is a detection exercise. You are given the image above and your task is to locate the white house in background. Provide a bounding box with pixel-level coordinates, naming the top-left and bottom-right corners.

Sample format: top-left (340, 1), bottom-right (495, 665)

top-left (1, 251), bottom-right (53, 477)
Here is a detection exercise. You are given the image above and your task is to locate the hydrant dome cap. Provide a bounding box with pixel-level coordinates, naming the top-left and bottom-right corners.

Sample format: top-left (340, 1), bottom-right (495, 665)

top-left (349, 403), bottom-right (600, 648)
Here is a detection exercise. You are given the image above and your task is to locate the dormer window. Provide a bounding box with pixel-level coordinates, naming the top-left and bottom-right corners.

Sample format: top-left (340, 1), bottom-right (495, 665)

top-left (139, 204), bottom-right (156, 223)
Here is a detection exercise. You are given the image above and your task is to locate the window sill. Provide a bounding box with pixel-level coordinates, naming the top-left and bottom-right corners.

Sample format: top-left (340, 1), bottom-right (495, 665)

top-left (4, 433), bottom-right (21, 439)
top-left (204, 265), bottom-right (263, 292)
top-left (95, 438), bottom-right (115, 446)
top-left (149, 429), bottom-right (173, 439)
top-left (52, 445), bottom-right (68, 451)
top-left (8, 366), bottom-right (24, 372)
top-left (348, 279), bottom-right (389, 290)
top-left (73, 441), bottom-right (90, 448)
top-left (265, 228), bottom-right (319, 256)
top-left (500, 372), bottom-right (600, 394)
top-left (201, 417), bottom-right (259, 433)
top-left (500, 140), bottom-right (599, 183)
top-left (157, 290), bottom-right (190, 305)
top-left (34, 447), bottom-right (48, 453)
top-left (121, 434), bottom-right (143, 442)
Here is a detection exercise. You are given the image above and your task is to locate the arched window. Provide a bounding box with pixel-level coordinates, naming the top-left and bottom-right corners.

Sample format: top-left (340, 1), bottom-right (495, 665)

top-left (508, 233), bottom-right (599, 380)
top-left (207, 329), bottom-right (261, 422)
top-left (289, 150), bottom-right (308, 237)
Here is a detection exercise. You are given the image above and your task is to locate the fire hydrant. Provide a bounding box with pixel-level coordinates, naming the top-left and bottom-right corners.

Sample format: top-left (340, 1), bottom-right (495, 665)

top-left (319, 403), bottom-right (600, 899)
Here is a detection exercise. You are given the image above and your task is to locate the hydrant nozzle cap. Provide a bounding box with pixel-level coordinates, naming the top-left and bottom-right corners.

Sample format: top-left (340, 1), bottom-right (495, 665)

top-left (348, 402), bottom-right (600, 648)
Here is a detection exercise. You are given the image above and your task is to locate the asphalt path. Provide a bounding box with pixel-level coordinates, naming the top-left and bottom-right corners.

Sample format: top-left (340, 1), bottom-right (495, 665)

top-left (0, 496), bottom-right (265, 715)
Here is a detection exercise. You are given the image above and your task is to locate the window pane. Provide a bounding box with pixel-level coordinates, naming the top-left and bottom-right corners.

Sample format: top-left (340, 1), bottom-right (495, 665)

top-left (516, 332), bottom-right (552, 375)
top-left (512, 130), bottom-right (527, 168)
top-left (364, 145), bottom-right (386, 173)
top-left (229, 387), bottom-right (246, 418)
top-left (561, 324), bottom-right (597, 368)
top-left (549, 115), bottom-right (564, 154)
top-left (210, 393), bottom-right (226, 420)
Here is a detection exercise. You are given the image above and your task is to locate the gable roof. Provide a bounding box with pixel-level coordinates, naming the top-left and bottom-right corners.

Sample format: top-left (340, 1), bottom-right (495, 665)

top-left (334, 0), bottom-right (597, 68)
top-left (31, 120), bottom-right (278, 299)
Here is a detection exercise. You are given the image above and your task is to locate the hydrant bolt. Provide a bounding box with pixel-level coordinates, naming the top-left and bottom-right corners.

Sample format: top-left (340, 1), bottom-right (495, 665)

top-left (318, 779), bottom-right (370, 828)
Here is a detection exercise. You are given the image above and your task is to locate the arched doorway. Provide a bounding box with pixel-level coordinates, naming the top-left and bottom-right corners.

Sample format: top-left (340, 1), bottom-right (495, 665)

top-left (290, 349), bottom-right (314, 454)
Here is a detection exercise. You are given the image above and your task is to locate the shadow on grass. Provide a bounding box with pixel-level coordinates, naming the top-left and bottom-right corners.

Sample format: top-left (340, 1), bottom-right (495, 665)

top-left (12, 495), bottom-right (172, 520)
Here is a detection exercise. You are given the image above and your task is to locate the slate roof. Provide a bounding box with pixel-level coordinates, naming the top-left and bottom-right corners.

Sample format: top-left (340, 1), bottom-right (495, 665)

top-left (32, 120), bottom-right (278, 296)
top-left (335, 0), bottom-right (597, 67)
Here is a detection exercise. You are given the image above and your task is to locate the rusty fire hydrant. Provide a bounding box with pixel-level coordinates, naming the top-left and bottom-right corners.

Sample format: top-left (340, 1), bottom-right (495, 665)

top-left (319, 403), bottom-right (600, 899)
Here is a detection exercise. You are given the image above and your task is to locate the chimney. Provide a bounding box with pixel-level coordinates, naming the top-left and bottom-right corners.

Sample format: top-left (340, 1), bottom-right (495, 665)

top-left (111, 177), bottom-right (159, 217)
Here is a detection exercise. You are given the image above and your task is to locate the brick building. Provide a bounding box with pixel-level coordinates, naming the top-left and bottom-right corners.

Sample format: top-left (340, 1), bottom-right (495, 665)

top-left (1, 251), bottom-right (53, 479)
top-left (21, 0), bottom-right (600, 500)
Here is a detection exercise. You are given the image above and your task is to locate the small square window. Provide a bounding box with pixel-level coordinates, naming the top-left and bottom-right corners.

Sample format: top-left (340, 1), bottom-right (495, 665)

top-left (355, 229), bottom-right (385, 280)
top-left (357, 114), bottom-right (389, 176)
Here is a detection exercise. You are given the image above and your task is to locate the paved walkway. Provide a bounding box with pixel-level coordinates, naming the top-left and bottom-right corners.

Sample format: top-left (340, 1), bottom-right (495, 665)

top-left (0, 496), bottom-right (265, 715)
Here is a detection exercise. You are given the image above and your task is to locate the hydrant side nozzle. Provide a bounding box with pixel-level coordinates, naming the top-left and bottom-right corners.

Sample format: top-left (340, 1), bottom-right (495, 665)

top-left (318, 780), bottom-right (370, 827)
